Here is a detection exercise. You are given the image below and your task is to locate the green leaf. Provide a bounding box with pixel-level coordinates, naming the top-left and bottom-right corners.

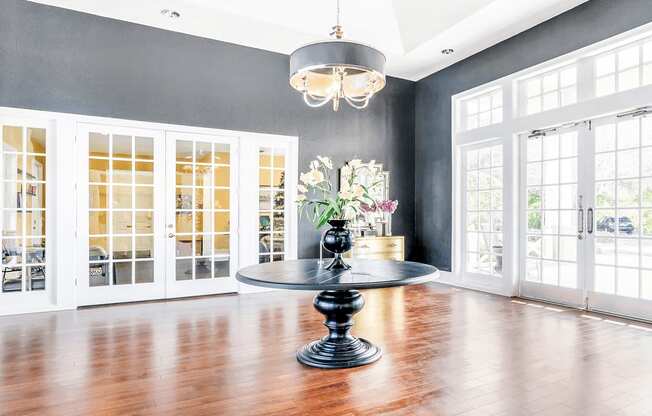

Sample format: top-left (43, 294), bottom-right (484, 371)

top-left (316, 206), bottom-right (335, 229)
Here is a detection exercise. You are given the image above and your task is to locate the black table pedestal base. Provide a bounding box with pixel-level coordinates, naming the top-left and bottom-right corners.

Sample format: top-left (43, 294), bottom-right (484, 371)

top-left (296, 290), bottom-right (382, 369)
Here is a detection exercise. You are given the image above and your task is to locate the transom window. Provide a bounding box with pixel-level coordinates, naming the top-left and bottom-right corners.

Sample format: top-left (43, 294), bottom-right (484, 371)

top-left (596, 38), bottom-right (652, 97)
top-left (521, 65), bottom-right (577, 115)
top-left (258, 147), bottom-right (286, 264)
top-left (464, 144), bottom-right (503, 277)
top-left (462, 89), bottom-right (503, 130)
top-left (1, 125), bottom-right (47, 293)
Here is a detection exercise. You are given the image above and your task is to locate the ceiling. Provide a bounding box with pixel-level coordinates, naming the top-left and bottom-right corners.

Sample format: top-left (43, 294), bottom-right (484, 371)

top-left (28, 0), bottom-right (588, 81)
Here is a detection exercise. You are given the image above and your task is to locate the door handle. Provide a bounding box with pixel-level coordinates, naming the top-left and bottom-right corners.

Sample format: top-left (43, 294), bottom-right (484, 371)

top-left (577, 195), bottom-right (584, 240)
top-left (168, 233), bottom-right (175, 238)
top-left (587, 208), bottom-right (593, 234)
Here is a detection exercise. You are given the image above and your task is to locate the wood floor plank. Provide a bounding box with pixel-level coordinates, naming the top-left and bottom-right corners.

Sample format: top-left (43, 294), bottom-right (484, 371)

top-left (1, 284), bottom-right (652, 415)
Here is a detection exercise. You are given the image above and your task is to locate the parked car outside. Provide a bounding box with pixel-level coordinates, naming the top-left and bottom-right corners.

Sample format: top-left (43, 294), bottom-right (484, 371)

top-left (596, 216), bottom-right (635, 234)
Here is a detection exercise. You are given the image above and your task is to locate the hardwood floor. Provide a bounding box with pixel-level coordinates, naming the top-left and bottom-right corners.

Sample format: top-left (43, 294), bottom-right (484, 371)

top-left (1, 284), bottom-right (652, 416)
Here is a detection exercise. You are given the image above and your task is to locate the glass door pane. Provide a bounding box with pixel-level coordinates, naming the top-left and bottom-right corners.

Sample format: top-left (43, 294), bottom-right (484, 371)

top-left (166, 133), bottom-right (237, 297)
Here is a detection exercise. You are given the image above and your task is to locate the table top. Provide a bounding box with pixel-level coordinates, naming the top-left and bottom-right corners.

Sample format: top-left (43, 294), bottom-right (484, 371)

top-left (236, 259), bottom-right (439, 291)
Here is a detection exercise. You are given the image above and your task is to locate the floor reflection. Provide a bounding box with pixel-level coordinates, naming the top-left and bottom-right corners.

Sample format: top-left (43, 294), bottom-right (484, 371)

top-left (1, 285), bottom-right (652, 415)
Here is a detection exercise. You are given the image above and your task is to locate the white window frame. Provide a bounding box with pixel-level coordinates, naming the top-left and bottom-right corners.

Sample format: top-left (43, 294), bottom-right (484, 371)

top-left (451, 22), bottom-right (652, 298)
top-left (0, 106), bottom-right (298, 315)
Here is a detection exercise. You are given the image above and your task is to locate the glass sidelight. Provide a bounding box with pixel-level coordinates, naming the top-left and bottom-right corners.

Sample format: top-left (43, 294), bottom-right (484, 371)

top-left (1, 125), bottom-right (48, 293)
top-left (463, 143), bottom-right (504, 277)
top-left (258, 147), bottom-right (286, 264)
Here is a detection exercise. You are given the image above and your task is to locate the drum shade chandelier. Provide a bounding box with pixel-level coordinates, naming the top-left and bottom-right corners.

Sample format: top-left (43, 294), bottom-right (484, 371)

top-left (289, 0), bottom-right (386, 111)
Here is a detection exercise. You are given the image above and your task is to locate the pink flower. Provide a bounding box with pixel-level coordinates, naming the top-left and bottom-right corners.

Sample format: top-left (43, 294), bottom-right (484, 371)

top-left (377, 199), bottom-right (398, 214)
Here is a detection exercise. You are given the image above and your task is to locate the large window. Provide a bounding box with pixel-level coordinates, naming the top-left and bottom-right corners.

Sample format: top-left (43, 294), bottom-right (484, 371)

top-left (1, 125), bottom-right (47, 293)
top-left (464, 144), bottom-right (503, 277)
top-left (453, 22), bottom-right (652, 320)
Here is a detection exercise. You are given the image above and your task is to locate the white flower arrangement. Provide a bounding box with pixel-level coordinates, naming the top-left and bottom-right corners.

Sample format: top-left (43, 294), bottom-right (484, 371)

top-left (297, 156), bottom-right (381, 228)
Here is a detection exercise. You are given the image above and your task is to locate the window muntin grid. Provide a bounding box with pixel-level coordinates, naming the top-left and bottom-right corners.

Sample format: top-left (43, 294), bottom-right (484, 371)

top-left (595, 38), bottom-right (652, 97)
top-left (258, 147), bottom-right (286, 264)
top-left (174, 139), bottom-right (231, 281)
top-left (524, 131), bottom-right (579, 288)
top-left (521, 66), bottom-right (577, 116)
top-left (88, 133), bottom-right (156, 286)
top-left (1, 125), bottom-right (47, 293)
top-left (465, 144), bottom-right (503, 277)
top-left (593, 117), bottom-right (652, 300)
top-left (463, 89), bottom-right (503, 131)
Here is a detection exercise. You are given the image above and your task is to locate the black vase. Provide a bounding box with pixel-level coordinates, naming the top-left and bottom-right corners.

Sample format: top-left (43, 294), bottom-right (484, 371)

top-left (322, 219), bottom-right (353, 270)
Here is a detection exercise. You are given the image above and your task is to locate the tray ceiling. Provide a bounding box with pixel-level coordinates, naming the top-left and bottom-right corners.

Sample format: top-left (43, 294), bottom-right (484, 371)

top-left (28, 0), bottom-right (588, 80)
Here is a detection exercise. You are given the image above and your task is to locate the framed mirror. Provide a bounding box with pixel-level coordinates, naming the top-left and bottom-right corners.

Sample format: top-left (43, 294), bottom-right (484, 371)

top-left (339, 161), bottom-right (390, 231)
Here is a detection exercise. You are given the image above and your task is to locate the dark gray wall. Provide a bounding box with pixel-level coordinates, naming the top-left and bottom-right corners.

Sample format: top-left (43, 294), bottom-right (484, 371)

top-left (415, 0), bottom-right (652, 270)
top-left (0, 0), bottom-right (416, 259)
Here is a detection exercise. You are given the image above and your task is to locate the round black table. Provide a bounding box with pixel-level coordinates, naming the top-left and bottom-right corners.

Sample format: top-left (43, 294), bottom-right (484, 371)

top-left (236, 259), bottom-right (439, 369)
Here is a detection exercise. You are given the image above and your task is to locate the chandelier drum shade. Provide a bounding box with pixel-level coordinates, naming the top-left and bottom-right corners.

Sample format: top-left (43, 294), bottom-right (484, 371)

top-left (288, 0), bottom-right (386, 111)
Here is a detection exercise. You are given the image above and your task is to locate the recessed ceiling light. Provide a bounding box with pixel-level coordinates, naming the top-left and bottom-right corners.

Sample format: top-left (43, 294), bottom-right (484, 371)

top-left (441, 48), bottom-right (454, 55)
top-left (161, 9), bottom-right (181, 19)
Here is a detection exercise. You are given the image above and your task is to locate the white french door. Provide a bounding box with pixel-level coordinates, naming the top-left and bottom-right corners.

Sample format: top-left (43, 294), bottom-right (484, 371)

top-left (164, 131), bottom-right (238, 298)
top-left (77, 122), bottom-right (295, 306)
top-left (520, 114), bottom-right (652, 321)
top-left (77, 124), bottom-right (166, 305)
top-left (586, 114), bottom-right (652, 320)
top-left (520, 126), bottom-right (585, 307)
